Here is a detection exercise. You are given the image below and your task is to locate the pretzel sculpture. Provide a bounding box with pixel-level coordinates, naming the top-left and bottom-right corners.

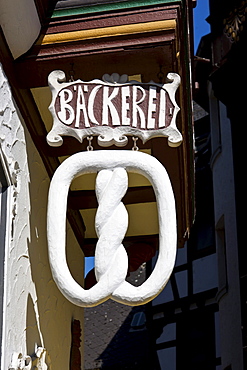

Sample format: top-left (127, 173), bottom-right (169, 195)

top-left (47, 150), bottom-right (177, 307)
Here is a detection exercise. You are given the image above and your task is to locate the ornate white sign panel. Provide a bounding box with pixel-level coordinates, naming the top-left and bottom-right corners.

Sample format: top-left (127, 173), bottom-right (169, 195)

top-left (47, 70), bottom-right (182, 147)
top-left (47, 150), bottom-right (177, 307)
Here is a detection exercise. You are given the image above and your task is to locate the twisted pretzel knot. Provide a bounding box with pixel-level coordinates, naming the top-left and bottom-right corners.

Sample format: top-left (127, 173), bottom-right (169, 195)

top-left (94, 168), bottom-right (129, 290)
top-left (47, 150), bottom-right (177, 307)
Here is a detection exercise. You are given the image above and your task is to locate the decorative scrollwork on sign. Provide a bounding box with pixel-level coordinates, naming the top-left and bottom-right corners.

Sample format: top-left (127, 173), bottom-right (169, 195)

top-left (224, 0), bottom-right (247, 42)
top-left (47, 70), bottom-right (182, 148)
top-left (47, 150), bottom-right (177, 307)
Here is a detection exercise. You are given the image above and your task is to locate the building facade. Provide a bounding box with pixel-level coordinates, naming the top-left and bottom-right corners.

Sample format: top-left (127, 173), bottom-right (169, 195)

top-left (5, 0), bottom-right (245, 369)
top-left (193, 0), bottom-right (246, 368)
top-left (0, 63), bottom-right (84, 368)
top-left (84, 1), bottom-right (246, 369)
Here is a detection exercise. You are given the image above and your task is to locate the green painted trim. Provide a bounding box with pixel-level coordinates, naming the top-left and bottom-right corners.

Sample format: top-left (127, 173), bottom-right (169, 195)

top-left (51, 0), bottom-right (181, 18)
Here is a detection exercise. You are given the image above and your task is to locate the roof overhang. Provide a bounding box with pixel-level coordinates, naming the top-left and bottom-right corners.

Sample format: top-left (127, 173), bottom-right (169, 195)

top-left (0, 0), bottom-right (195, 256)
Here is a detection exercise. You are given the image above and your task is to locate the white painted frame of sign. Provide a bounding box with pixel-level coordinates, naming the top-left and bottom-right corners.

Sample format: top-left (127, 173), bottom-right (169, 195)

top-left (47, 70), bottom-right (182, 148)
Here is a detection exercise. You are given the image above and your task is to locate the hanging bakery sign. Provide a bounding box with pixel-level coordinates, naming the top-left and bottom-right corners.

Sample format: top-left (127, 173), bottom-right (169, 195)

top-left (47, 70), bottom-right (182, 148)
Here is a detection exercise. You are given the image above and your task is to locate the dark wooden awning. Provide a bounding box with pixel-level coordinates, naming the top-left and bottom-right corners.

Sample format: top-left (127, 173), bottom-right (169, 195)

top-left (0, 0), bottom-right (195, 255)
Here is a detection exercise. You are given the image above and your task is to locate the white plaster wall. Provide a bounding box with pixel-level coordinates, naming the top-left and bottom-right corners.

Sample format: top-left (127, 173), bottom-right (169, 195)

top-left (0, 0), bottom-right (40, 59)
top-left (209, 95), bottom-right (243, 369)
top-left (0, 63), bottom-right (84, 369)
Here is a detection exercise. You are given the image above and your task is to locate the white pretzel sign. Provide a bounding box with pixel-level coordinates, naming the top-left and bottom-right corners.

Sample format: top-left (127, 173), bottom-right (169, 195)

top-left (47, 150), bottom-right (177, 307)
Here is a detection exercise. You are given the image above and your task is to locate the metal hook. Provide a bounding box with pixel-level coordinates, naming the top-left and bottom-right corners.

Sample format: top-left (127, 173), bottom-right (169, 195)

top-left (87, 136), bottom-right (94, 151)
top-left (132, 137), bottom-right (139, 151)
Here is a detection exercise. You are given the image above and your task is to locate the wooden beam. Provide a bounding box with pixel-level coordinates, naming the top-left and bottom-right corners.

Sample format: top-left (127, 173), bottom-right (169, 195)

top-left (15, 36), bottom-right (175, 88)
top-left (39, 20), bottom-right (176, 45)
top-left (14, 3), bottom-right (178, 89)
top-left (82, 234), bottom-right (159, 257)
top-left (47, 6), bottom-right (178, 34)
top-left (68, 186), bottom-right (156, 210)
top-left (52, 0), bottom-right (179, 17)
